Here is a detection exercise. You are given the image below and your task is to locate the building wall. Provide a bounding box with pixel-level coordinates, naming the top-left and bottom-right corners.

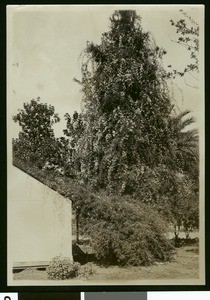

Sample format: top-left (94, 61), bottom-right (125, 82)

top-left (8, 166), bottom-right (72, 267)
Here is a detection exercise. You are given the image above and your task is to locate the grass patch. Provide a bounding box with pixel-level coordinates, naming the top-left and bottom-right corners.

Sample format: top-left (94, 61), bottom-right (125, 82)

top-left (14, 245), bottom-right (199, 282)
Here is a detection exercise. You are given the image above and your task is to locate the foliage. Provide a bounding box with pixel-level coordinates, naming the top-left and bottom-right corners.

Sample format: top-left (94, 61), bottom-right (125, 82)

top-left (182, 195), bottom-right (199, 238)
top-left (169, 9), bottom-right (199, 87)
top-left (172, 237), bottom-right (199, 248)
top-left (82, 195), bottom-right (174, 266)
top-left (12, 98), bottom-right (78, 175)
top-left (12, 98), bottom-right (60, 168)
top-left (12, 10), bottom-right (200, 267)
top-left (42, 136), bottom-right (77, 177)
top-left (63, 183), bottom-right (93, 242)
top-left (63, 111), bottom-right (85, 174)
top-left (165, 110), bottom-right (199, 237)
top-left (63, 111), bottom-right (85, 148)
top-left (46, 256), bottom-right (80, 280)
top-left (76, 10), bottom-right (174, 192)
top-left (167, 110), bottom-right (199, 181)
top-left (46, 256), bottom-right (96, 280)
top-left (77, 262), bottom-right (96, 279)
top-left (163, 172), bottom-right (199, 230)
top-left (133, 164), bottom-right (199, 238)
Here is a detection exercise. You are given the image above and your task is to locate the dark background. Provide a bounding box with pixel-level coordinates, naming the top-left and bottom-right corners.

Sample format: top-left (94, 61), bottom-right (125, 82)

top-left (0, 0), bottom-right (209, 294)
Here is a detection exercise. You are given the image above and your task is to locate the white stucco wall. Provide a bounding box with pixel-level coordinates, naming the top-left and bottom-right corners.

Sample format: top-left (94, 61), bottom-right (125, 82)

top-left (8, 166), bottom-right (72, 267)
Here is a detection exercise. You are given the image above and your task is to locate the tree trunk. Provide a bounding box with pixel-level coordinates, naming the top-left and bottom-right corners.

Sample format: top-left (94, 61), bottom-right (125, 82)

top-left (76, 212), bottom-right (79, 243)
top-left (174, 224), bottom-right (179, 247)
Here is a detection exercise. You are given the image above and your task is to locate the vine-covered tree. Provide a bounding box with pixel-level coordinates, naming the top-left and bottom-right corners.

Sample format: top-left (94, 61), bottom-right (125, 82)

top-left (73, 10), bottom-right (199, 241)
top-left (63, 111), bottom-right (85, 175)
top-left (77, 10), bottom-right (175, 192)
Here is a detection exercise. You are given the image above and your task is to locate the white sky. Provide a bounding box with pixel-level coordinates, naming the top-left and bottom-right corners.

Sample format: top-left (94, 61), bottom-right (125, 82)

top-left (7, 5), bottom-right (204, 137)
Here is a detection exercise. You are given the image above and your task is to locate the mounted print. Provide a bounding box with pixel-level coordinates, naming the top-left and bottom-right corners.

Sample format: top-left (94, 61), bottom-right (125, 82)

top-left (7, 4), bottom-right (205, 286)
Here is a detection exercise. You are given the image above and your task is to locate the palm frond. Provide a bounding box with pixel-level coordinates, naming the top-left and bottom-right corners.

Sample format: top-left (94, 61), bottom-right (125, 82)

top-left (180, 116), bottom-right (196, 131)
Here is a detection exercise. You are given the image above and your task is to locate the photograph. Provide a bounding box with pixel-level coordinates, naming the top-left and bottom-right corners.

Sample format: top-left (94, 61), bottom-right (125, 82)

top-left (7, 4), bottom-right (205, 286)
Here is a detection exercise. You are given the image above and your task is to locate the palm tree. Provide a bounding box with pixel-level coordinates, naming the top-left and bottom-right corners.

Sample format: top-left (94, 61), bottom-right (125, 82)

top-left (168, 109), bottom-right (199, 181)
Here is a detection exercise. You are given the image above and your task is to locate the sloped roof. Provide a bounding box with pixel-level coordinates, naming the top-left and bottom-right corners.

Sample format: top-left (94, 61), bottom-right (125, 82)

top-left (13, 156), bottom-right (74, 200)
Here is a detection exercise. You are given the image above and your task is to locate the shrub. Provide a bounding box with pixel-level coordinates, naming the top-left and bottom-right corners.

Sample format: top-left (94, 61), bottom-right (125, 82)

top-left (46, 256), bottom-right (80, 280)
top-left (84, 196), bottom-right (175, 266)
top-left (77, 262), bottom-right (96, 279)
top-left (172, 237), bottom-right (199, 248)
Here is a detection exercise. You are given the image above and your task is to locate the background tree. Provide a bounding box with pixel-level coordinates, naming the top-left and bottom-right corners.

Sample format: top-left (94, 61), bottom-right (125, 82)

top-left (167, 109), bottom-right (199, 181)
top-left (168, 9), bottom-right (199, 88)
top-left (13, 97), bottom-right (60, 168)
top-left (166, 110), bottom-right (199, 240)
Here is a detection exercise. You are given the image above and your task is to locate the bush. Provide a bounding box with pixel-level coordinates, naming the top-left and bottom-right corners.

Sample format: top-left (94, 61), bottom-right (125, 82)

top-left (172, 237), bottom-right (199, 248)
top-left (84, 196), bottom-right (175, 266)
top-left (46, 256), bottom-right (80, 280)
top-left (77, 262), bottom-right (96, 279)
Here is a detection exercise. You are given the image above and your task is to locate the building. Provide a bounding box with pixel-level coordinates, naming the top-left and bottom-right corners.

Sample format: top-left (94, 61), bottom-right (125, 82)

top-left (8, 162), bottom-right (73, 270)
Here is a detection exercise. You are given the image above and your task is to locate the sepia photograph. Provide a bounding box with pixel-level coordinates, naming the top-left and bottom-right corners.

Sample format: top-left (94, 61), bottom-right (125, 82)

top-left (7, 4), bottom-right (205, 286)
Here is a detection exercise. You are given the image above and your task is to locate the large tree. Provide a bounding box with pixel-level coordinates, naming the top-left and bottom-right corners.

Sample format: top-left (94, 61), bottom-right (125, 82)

top-left (76, 10), bottom-right (175, 192)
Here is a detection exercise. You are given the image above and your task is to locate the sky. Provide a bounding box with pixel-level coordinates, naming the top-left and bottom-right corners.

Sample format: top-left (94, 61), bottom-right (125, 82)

top-left (7, 5), bottom-right (204, 138)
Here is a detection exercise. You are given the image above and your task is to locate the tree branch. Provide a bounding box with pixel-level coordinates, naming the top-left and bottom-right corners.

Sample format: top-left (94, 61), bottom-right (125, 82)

top-left (184, 77), bottom-right (198, 89)
top-left (188, 72), bottom-right (199, 81)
